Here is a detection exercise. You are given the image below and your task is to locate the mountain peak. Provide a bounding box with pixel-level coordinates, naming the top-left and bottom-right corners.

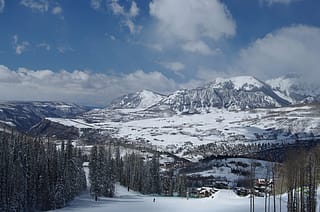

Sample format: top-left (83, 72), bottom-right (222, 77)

top-left (209, 76), bottom-right (265, 91)
top-left (135, 89), bottom-right (165, 109)
top-left (108, 90), bottom-right (164, 110)
top-left (266, 76), bottom-right (320, 103)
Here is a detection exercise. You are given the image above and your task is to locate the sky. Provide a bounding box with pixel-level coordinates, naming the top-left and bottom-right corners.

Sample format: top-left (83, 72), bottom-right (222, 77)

top-left (0, 0), bottom-right (320, 106)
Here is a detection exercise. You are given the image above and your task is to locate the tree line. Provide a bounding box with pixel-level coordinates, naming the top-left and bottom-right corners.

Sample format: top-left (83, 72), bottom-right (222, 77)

top-left (275, 146), bottom-right (320, 212)
top-left (0, 130), bottom-right (86, 211)
top-left (249, 145), bottom-right (320, 212)
top-left (88, 145), bottom-right (187, 198)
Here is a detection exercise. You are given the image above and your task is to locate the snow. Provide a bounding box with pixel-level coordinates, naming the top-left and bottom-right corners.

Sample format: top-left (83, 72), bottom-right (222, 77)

top-left (53, 159), bottom-right (313, 212)
top-left (137, 90), bottom-right (164, 109)
top-left (266, 76), bottom-right (320, 103)
top-left (51, 160), bottom-right (320, 212)
top-left (267, 77), bottom-right (293, 95)
top-left (188, 158), bottom-right (274, 183)
top-left (108, 90), bottom-right (164, 110)
top-left (47, 118), bottom-right (96, 129)
top-left (214, 76), bottom-right (264, 91)
top-left (54, 184), bottom-right (291, 212)
top-left (48, 105), bottom-right (320, 161)
top-left (0, 120), bottom-right (16, 127)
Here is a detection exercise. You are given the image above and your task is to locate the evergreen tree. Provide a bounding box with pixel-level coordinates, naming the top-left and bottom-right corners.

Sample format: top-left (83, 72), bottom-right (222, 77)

top-left (89, 145), bottom-right (99, 198)
top-left (177, 173), bottom-right (187, 197)
top-left (0, 131), bottom-right (86, 211)
top-left (150, 154), bottom-right (161, 194)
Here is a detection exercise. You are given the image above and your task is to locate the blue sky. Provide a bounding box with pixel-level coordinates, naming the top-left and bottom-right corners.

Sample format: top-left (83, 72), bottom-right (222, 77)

top-left (0, 0), bottom-right (320, 106)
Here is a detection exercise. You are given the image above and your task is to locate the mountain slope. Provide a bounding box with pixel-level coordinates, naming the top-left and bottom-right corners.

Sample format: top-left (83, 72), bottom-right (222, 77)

top-left (0, 101), bottom-right (89, 131)
top-left (108, 90), bottom-right (165, 109)
top-left (266, 76), bottom-right (320, 104)
top-left (83, 76), bottom-right (293, 122)
top-left (152, 76), bottom-right (290, 113)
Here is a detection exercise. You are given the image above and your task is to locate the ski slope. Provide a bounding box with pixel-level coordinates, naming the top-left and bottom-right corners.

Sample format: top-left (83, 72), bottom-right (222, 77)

top-left (52, 166), bottom-right (320, 212)
top-left (54, 184), bottom-right (290, 212)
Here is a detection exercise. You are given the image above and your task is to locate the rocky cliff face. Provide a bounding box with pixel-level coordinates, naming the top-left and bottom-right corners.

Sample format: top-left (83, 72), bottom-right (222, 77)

top-left (154, 76), bottom-right (289, 113)
top-left (109, 76), bottom-right (290, 115)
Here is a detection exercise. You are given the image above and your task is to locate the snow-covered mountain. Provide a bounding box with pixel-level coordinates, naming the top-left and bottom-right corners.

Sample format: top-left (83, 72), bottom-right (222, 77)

top-left (109, 90), bottom-right (165, 109)
top-left (106, 76), bottom-right (320, 115)
top-left (0, 101), bottom-right (89, 131)
top-left (153, 76), bottom-right (289, 113)
top-left (2, 75), bottom-right (320, 161)
top-left (266, 76), bottom-right (320, 104)
top-left (82, 75), bottom-right (320, 123)
top-left (82, 76), bottom-right (293, 123)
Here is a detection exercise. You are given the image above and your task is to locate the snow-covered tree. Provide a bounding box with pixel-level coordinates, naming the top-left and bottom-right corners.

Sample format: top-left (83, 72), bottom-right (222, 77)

top-left (0, 131), bottom-right (86, 211)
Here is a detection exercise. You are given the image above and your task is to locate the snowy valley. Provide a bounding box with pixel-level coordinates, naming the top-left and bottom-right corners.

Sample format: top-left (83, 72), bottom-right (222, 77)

top-left (1, 75), bottom-right (320, 212)
top-left (41, 76), bottom-right (320, 162)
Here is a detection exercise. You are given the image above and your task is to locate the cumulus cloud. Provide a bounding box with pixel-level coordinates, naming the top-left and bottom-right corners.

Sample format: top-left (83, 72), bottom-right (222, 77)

top-left (261, 0), bottom-right (301, 6)
top-left (149, 0), bottom-right (235, 54)
top-left (0, 65), bottom-right (179, 106)
top-left (20, 0), bottom-right (49, 12)
top-left (0, 0), bottom-right (5, 13)
top-left (234, 25), bottom-right (320, 83)
top-left (109, 0), bottom-right (142, 34)
top-left (13, 35), bottom-right (29, 55)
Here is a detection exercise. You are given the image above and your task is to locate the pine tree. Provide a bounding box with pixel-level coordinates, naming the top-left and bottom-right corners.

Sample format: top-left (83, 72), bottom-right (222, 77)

top-left (0, 131), bottom-right (86, 211)
top-left (177, 173), bottom-right (187, 197)
top-left (89, 145), bottom-right (99, 198)
top-left (150, 154), bottom-right (161, 194)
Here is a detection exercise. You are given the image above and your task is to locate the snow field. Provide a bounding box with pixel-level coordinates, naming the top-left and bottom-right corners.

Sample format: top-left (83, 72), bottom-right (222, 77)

top-left (48, 105), bottom-right (320, 161)
top-left (54, 184), bottom-right (290, 212)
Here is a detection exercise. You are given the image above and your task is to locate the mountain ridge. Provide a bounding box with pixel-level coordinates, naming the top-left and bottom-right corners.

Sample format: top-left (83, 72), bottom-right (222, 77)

top-left (106, 75), bottom-right (320, 114)
top-left (0, 101), bottom-right (89, 131)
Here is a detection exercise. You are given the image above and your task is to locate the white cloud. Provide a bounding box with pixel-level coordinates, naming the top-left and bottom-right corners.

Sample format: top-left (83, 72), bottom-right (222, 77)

top-left (182, 41), bottom-right (217, 55)
top-left (124, 19), bottom-right (142, 34)
top-left (20, 0), bottom-right (63, 17)
top-left (234, 25), bottom-right (320, 83)
top-left (0, 65), bottom-right (179, 106)
top-left (13, 35), bottom-right (29, 55)
top-left (0, 0), bottom-right (5, 13)
top-left (129, 1), bottom-right (139, 17)
top-left (37, 42), bottom-right (51, 51)
top-left (149, 0), bottom-right (235, 54)
top-left (110, 0), bottom-right (124, 15)
top-left (90, 0), bottom-right (102, 10)
top-left (52, 6), bottom-right (62, 15)
top-left (20, 0), bottom-right (49, 12)
top-left (160, 61), bottom-right (185, 72)
top-left (262, 0), bottom-right (301, 6)
top-left (110, 0), bottom-right (141, 34)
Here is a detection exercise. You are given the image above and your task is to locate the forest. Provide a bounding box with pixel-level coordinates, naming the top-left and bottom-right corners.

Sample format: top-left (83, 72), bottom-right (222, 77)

top-left (0, 129), bottom-right (319, 211)
top-left (0, 130), bottom-right (86, 211)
